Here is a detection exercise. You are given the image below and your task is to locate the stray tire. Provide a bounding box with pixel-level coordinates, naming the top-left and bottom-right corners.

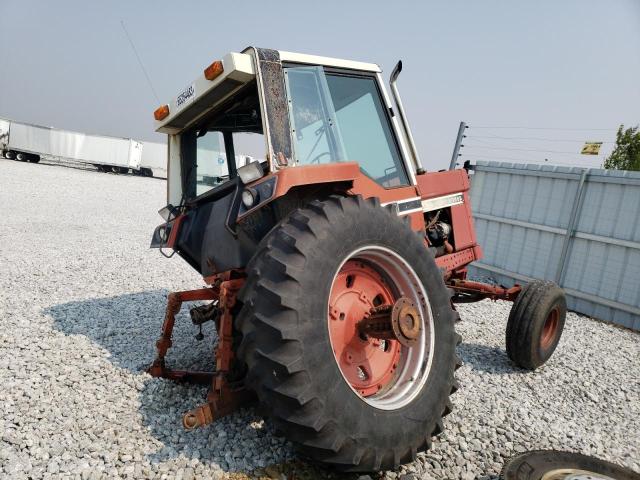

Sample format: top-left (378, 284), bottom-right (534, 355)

top-left (506, 280), bottom-right (566, 370)
top-left (237, 195), bottom-right (460, 471)
top-left (500, 450), bottom-right (640, 480)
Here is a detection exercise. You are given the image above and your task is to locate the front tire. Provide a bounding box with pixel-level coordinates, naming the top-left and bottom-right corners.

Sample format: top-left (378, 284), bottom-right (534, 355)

top-left (236, 195), bottom-right (460, 471)
top-left (506, 280), bottom-right (566, 370)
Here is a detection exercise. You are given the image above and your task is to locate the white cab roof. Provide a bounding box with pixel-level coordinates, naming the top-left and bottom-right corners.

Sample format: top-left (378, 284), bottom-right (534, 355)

top-left (155, 48), bottom-right (382, 133)
top-left (278, 50), bottom-right (381, 73)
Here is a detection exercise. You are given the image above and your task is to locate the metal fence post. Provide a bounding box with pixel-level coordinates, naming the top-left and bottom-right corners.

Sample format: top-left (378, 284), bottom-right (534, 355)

top-left (449, 122), bottom-right (467, 170)
top-left (555, 169), bottom-right (589, 285)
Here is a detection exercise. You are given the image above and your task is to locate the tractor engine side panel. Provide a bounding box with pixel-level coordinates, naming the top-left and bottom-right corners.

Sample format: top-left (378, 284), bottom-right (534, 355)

top-left (416, 170), bottom-right (479, 252)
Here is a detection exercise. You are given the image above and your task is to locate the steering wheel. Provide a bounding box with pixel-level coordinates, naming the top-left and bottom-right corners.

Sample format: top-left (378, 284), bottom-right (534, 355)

top-left (310, 152), bottom-right (332, 164)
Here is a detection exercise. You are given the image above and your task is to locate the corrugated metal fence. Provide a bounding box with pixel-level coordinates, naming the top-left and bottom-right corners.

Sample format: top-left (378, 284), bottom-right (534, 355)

top-left (468, 161), bottom-right (640, 331)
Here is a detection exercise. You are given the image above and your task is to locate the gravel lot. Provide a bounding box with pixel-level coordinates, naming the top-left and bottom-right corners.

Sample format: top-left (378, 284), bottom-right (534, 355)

top-left (1, 159), bottom-right (638, 480)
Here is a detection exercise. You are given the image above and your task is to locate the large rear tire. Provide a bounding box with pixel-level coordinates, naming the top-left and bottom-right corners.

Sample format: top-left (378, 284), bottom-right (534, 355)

top-left (236, 195), bottom-right (460, 471)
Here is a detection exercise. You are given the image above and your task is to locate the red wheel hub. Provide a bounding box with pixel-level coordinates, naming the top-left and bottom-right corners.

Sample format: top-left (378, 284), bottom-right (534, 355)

top-left (328, 260), bottom-right (401, 397)
top-left (540, 307), bottom-right (559, 349)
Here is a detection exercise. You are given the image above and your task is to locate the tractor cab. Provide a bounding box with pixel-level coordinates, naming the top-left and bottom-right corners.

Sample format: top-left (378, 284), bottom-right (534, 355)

top-left (154, 48), bottom-right (419, 207)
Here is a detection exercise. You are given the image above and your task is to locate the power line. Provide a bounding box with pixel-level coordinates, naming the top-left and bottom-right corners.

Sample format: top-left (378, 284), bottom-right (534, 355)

top-left (467, 135), bottom-right (614, 143)
top-left (464, 145), bottom-right (600, 155)
top-left (470, 126), bottom-right (615, 131)
top-left (120, 20), bottom-right (161, 104)
top-left (469, 137), bottom-right (522, 150)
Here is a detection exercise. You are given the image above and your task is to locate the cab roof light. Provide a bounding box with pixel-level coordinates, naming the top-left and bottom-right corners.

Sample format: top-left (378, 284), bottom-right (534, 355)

top-left (204, 60), bottom-right (224, 81)
top-left (154, 104), bottom-right (170, 121)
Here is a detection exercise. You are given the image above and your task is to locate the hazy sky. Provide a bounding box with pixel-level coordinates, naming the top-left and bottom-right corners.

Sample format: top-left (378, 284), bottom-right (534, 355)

top-left (1, 0), bottom-right (639, 171)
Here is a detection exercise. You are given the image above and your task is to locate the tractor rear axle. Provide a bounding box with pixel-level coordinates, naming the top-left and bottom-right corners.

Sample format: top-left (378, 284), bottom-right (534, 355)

top-left (357, 296), bottom-right (422, 347)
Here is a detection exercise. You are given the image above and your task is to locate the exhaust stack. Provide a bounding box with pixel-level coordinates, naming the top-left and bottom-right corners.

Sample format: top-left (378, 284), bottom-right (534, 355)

top-left (390, 61), bottom-right (425, 175)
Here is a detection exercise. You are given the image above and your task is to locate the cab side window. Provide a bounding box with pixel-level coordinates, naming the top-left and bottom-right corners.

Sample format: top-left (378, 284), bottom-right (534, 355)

top-left (285, 66), bottom-right (409, 188)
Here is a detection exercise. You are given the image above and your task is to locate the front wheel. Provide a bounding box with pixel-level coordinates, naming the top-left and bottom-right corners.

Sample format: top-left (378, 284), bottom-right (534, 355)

top-left (506, 280), bottom-right (566, 370)
top-left (236, 195), bottom-right (460, 471)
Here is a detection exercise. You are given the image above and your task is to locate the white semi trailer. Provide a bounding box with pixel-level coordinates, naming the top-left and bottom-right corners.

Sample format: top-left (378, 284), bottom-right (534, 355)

top-left (139, 140), bottom-right (168, 178)
top-left (0, 117), bottom-right (246, 180)
top-left (0, 118), bottom-right (146, 174)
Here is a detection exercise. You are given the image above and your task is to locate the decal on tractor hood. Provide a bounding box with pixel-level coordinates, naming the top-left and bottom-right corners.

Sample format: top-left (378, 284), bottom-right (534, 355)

top-left (422, 192), bottom-right (464, 212)
top-left (381, 197), bottom-right (422, 216)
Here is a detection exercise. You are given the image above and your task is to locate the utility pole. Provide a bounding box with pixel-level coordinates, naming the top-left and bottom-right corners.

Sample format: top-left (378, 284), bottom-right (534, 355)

top-left (449, 121), bottom-right (467, 170)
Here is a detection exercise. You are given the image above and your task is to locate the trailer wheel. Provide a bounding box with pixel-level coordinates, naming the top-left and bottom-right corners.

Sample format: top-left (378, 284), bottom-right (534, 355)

top-left (16, 152), bottom-right (27, 162)
top-left (3, 150), bottom-right (14, 160)
top-left (27, 154), bottom-right (40, 163)
top-left (236, 195), bottom-right (460, 471)
top-left (500, 450), bottom-right (640, 480)
top-left (506, 280), bottom-right (566, 370)
top-left (134, 167), bottom-right (153, 177)
top-left (111, 166), bottom-right (128, 174)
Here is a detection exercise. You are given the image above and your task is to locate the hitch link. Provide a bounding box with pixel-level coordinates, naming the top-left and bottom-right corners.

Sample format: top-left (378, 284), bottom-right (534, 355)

top-left (183, 404), bottom-right (214, 430)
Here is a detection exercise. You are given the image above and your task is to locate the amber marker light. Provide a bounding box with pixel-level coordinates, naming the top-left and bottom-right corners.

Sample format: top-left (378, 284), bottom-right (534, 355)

top-left (204, 60), bottom-right (224, 80)
top-left (154, 105), bottom-right (170, 121)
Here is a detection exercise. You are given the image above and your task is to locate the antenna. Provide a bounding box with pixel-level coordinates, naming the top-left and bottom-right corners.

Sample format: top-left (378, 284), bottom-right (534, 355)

top-left (120, 20), bottom-right (161, 104)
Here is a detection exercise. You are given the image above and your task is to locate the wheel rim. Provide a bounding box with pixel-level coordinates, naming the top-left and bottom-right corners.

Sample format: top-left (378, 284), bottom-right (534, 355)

top-left (541, 307), bottom-right (560, 349)
top-left (541, 468), bottom-right (618, 480)
top-left (327, 246), bottom-right (434, 410)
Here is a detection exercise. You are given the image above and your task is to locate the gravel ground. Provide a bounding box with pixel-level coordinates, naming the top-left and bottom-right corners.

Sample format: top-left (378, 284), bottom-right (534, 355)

top-left (1, 159), bottom-right (638, 480)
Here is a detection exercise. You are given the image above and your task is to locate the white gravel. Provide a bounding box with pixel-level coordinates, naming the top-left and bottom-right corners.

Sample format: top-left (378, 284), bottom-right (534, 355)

top-left (1, 159), bottom-right (638, 480)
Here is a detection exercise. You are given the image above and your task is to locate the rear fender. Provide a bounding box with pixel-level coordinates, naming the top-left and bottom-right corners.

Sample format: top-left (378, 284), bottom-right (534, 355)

top-left (236, 162), bottom-right (361, 220)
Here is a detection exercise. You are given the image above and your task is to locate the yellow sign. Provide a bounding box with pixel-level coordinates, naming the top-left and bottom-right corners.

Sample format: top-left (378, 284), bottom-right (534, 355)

top-left (581, 142), bottom-right (602, 155)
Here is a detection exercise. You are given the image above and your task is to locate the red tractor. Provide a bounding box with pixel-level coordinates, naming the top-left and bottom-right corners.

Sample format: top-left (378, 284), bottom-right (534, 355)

top-left (148, 47), bottom-right (566, 471)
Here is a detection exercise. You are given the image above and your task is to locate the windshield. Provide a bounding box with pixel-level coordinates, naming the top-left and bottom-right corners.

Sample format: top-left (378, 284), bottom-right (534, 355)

top-left (284, 66), bottom-right (409, 187)
top-left (180, 82), bottom-right (266, 199)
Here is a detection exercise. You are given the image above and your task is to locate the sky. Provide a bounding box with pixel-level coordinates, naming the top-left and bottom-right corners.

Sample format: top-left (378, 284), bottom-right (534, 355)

top-left (1, 0), bottom-right (639, 171)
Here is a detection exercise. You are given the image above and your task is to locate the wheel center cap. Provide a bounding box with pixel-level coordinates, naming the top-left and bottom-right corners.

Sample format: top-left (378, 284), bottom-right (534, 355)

top-left (391, 298), bottom-right (422, 346)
